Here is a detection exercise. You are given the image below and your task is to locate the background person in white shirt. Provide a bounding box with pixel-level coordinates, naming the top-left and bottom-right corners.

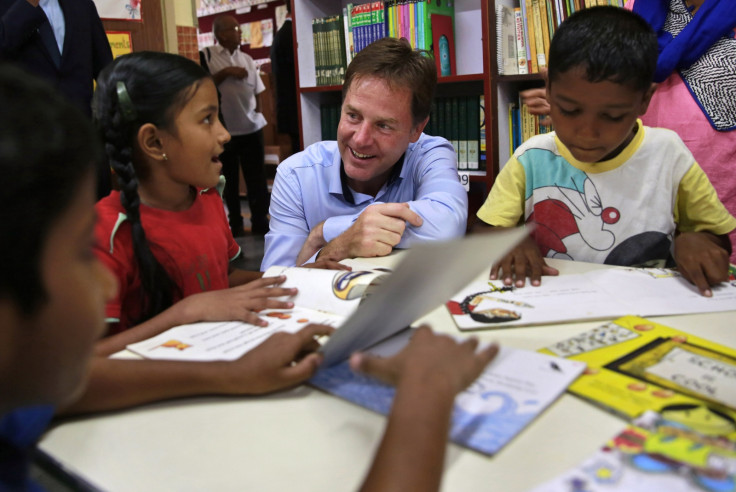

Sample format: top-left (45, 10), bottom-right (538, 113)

top-left (206, 14), bottom-right (271, 236)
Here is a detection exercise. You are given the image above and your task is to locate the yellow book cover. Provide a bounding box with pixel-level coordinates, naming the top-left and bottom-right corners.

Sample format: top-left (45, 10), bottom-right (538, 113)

top-left (540, 316), bottom-right (736, 441)
top-left (520, 102), bottom-right (534, 142)
top-left (531, 0), bottom-right (547, 69)
top-left (539, 0), bottom-right (551, 64)
top-left (525, 0), bottom-right (539, 72)
top-left (409, 0), bottom-right (416, 49)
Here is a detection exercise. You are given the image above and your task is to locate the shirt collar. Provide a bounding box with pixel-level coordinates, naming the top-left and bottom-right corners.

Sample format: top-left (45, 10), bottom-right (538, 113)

top-left (338, 153), bottom-right (406, 204)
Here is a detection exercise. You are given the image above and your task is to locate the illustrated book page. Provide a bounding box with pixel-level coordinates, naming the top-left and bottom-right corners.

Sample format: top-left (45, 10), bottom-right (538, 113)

top-left (310, 328), bottom-right (586, 456)
top-left (530, 419), bottom-right (736, 492)
top-left (125, 266), bottom-right (388, 361)
top-left (448, 267), bottom-right (736, 331)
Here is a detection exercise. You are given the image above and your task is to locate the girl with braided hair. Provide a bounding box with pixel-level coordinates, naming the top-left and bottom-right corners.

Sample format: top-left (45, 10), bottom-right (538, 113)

top-left (57, 51), bottom-right (338, 414)
top-left (92, 51), bottom-right (297, 344)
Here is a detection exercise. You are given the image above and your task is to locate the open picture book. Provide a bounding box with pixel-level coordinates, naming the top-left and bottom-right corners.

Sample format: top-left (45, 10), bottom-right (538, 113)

top-left (448, 266), bottom-right (736, 331)
top-left (126, 229), bottom-right (528, 363)
top-left (126, 265), bottom-right (390, 361)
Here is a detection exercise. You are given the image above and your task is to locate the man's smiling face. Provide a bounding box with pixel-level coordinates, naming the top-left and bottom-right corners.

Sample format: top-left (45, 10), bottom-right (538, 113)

top-left (337, 76), bottom-right (424, 196)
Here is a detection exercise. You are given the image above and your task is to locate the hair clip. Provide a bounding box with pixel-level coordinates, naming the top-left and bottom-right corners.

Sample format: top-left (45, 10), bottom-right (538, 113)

top-left (116, 81), bottom-right (138, 122)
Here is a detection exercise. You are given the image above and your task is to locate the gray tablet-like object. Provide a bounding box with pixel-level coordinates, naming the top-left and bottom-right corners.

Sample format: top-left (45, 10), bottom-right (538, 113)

top-left (319, 227), bottom-right (529, 366)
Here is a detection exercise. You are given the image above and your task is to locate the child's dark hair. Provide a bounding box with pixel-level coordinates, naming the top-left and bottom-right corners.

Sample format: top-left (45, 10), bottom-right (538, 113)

top-left (93, 51), bottom-right (209, 324)
top-left (0, 65), bottom-right (102, 315)
top-left (548, 6), bottom-right (658, 93)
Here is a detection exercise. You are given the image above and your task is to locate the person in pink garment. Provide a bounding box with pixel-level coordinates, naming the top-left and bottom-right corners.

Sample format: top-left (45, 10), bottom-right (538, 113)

top-left (521, 0), bottom-right (736, 262)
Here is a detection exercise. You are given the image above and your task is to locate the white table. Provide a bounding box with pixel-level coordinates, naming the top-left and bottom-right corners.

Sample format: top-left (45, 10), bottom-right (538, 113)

top-left (39, 258), bottom-right (736, 491)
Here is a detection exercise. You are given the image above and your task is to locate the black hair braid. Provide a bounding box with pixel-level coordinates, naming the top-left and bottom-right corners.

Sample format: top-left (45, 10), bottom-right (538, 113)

top-left (104, 102), bottom-right (178, 324)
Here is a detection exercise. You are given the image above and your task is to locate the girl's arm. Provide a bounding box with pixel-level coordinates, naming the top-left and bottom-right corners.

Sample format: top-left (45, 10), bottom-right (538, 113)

top-left (61, 324), bottom-right (333, 415)
top-left (95, 276), bottom-right (297, 356)
top-left (228, 267), bottom-right (264, 287)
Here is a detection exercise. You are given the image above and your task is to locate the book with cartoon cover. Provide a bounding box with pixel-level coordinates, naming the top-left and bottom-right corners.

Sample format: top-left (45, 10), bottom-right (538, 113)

top-left (530, 418), bottom-right (736, 492)
top-left (539, 316), bottom-right (736, 439)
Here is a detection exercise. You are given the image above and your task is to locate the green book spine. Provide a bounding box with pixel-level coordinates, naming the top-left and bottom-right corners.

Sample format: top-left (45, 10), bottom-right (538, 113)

top-left (467, 96), bottom-right (480, 170)
top-left (437, 97), bottom-right (446, 142)
top-left (457, 96), bottom-right (468, 170)
top-left (426, 98), bottom-right (437, 136)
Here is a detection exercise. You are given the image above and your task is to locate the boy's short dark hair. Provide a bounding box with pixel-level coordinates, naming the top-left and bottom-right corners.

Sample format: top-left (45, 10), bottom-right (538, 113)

top-left (343, 37), bottom-right (436, 126)
top-left (548, 6), bottom-right (658, 93)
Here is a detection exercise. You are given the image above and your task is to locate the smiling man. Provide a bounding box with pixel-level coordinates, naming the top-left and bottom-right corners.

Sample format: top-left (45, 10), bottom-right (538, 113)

top-left (262, 37), bottom-right (467, 269)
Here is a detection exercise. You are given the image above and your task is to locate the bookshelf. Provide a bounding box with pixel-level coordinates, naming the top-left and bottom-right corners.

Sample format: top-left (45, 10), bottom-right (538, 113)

top-left (291, 0), bottom-right (494, 194)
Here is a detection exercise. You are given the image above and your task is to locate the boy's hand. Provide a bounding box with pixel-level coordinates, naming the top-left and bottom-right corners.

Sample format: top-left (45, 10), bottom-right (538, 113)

top-left (182, 275), bottom-right (298, 326)
top-left (216, 324), bottom-right (334, 394)
top-left (349, 326), bottom-right (498, 395)
top-left (490, 235), bottom-right (559, 287)
top-left (674, 231), bottom-right (730, 297)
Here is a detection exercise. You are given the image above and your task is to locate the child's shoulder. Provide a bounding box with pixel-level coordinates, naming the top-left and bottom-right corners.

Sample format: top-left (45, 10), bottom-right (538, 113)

top-left (514, 132), bottom-right (558, 157)
top-left (641, 124), bottom-right (689, 148)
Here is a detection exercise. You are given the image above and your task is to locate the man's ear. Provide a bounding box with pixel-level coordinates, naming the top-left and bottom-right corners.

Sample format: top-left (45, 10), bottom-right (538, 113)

top-left (136, 123), bottom-right (167, 162)
top-left (410, 116), bottom-right (430, 142)
top-left (640, 82), bottom-right (658, 115)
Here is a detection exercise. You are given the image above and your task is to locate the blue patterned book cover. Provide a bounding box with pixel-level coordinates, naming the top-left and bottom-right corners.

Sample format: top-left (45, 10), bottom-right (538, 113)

top-left (310, 334), bottom-right (586, 456)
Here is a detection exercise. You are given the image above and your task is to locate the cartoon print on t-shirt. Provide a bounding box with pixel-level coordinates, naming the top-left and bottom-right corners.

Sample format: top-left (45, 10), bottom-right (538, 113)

top-left (525, 171), bottom-right (673, 266)
top-left (527, 174), bottom-right (620, 260)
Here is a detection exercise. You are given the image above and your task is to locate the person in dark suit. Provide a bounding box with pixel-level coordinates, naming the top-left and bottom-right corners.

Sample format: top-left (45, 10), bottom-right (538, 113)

top-left (0, 0), bottom-right (112, 116)
top-left (1, 0), bottom-right (113, 196)
top-left (270, 0), bottom-right (299, 155)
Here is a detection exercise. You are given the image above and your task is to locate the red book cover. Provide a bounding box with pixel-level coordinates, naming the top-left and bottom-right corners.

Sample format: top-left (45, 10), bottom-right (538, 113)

top-left (430, 14), bottom-right (456, 77)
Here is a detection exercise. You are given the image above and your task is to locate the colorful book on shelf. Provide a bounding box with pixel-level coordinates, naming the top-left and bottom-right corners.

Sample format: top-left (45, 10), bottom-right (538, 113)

top-left (538, 0), bottom-right (551, 64)
top-left (467, 96), bottom-right (480, 170)
top-left (311, 330), bottom-right (586, 456)
top-left (343, 4), bottom-right (354, 66)
top-left (457, 95), bottom-right (468, 169)
top-left (539, 315), bottom-right (736, 437)
top-left (520, 0), bottom-right (539, 73)
top-left (496, 3), bottom-right (518, 75)
top-left (447, 266), bottom-right (736, 331)
top-left (430, 13), bottom-right (456, 77)
top-left (479, 94), bottom-right (486, 171)
top-left (530, 421), bottom-right (736, 492)
top-left (514, 6), bottom-right (528, 74)
top-left (531, 0), bottom-right (547, 70)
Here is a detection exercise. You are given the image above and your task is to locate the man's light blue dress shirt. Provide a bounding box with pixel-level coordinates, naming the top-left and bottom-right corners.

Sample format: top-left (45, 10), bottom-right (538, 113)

top-left (262, 133), bottom-right (468, 269)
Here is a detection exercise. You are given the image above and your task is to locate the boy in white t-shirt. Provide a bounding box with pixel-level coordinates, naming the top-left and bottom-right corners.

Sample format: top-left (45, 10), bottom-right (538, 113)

top-left (476, 6), bottom-right (735, 297)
